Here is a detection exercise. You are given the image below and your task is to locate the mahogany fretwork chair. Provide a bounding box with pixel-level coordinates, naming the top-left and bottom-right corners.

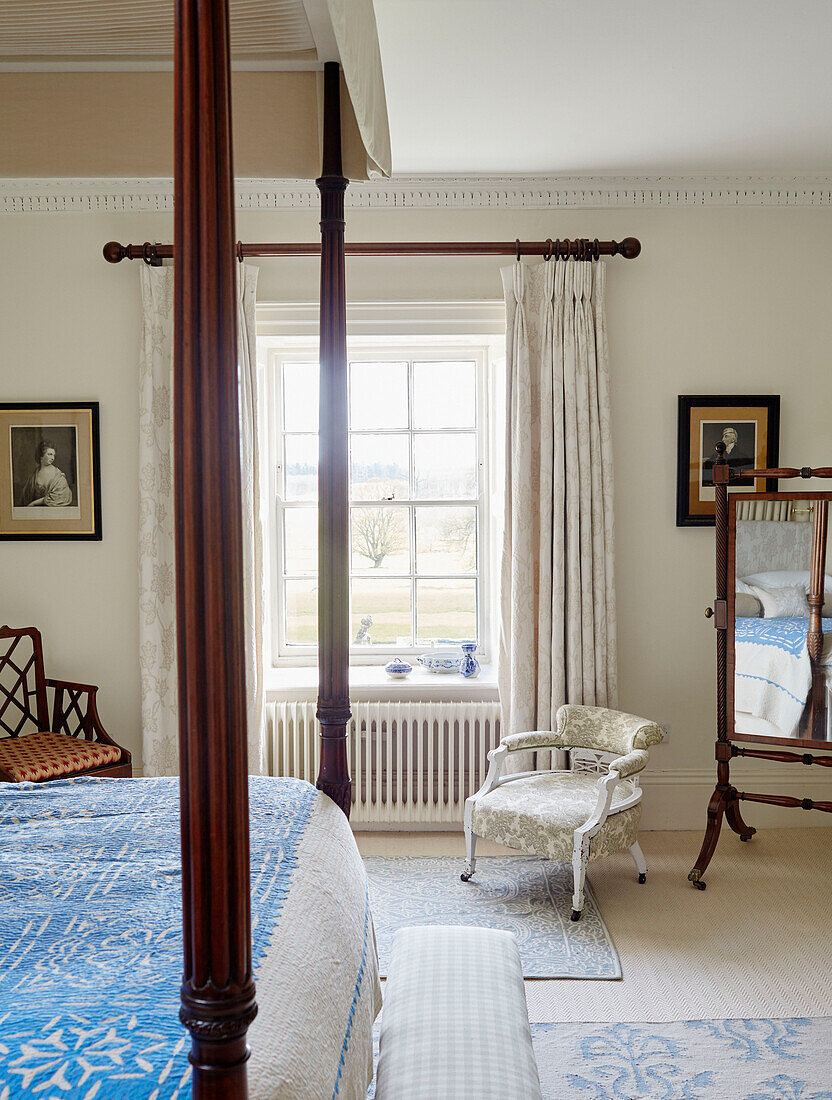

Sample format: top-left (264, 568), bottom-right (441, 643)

top-left (0, 626), bottom-right (131, 783)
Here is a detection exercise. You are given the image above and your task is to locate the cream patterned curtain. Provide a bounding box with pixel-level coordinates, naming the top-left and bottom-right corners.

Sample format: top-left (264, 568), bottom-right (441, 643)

top-left (138, 263), bottom-right (265, 776)
top-left (736, 499), bottom-right (793, 522)
top-left (498, 260), bottom-right (617, 742)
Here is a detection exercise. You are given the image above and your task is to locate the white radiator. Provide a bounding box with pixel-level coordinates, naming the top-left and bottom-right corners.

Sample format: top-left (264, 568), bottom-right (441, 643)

top-left (267, 699), bottom-right (501, 826)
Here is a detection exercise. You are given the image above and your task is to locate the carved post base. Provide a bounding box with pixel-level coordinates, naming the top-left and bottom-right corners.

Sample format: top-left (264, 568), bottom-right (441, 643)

top-left (181, 999), bottom-right (257, 1100)
top-left (316, 716), bottom-right (351, 816)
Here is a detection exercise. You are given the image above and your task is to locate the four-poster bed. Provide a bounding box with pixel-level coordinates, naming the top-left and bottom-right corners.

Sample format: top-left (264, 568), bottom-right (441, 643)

top-left (1, 1), bottom-right (643, 1095)
top-left (690, 448), bottom-right (832, 890)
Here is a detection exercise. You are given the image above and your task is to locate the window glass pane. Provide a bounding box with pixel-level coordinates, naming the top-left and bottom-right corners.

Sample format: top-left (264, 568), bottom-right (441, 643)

top-left (284, 508), bottom-right (317, 574)
top-left (351, 506), bottom-right (410, 572)
top-left (285, 579), bottom-right (317, 645)
top-left (413, 433), bottom-right (477, 499)
top-left (351, 579), bottom-right (412, 646)
top-left (415, 506), bottom-right (477, 574)
top-left (284, 434), bottom-right (318, 501)
top-left (416, 579), bottom-right (476, 644)
top-left (412, 361), bottom-right (476, 428)
top-left (350, 361), bottom-right (408, 429)
top-left (282, 361), bottom-right (319, 432)
top-left (351, 433), bottom-right (409, 500)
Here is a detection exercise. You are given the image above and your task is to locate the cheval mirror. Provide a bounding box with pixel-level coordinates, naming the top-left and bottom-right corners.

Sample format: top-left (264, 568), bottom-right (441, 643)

top-left (689, 455), bottom-right (832, 890)
top-left (730, 493), bottom-right (830, 748)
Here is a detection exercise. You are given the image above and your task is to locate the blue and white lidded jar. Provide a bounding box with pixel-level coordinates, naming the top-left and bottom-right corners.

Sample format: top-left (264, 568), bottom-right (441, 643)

top-left (385, 658), bottom-right (412, 680)
top-left (459, 642), bottom-right (480, 679)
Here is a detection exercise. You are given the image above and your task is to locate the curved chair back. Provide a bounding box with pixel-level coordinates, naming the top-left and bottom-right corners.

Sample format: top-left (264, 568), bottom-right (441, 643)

top-left (556, 704), bottom-right (662, 757)
top-left (0, 626), bottom-right (48, 738)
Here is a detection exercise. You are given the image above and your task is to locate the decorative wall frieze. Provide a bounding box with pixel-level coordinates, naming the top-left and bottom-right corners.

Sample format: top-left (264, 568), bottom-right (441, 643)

top-left (3, 174), bottom-right (832, 215)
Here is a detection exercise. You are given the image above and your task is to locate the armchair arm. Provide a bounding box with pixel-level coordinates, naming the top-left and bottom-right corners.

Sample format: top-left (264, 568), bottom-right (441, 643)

top-left (501, 730), bottom-right (560, 753)
top-left (45, 677), bottom-right (119, 748)
top-left (607, 749), bottom-right (649, 779)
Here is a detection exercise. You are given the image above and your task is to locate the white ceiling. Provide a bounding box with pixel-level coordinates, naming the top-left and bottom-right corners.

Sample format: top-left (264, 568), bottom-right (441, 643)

top-left (372, 0), bottom-right (832, 175)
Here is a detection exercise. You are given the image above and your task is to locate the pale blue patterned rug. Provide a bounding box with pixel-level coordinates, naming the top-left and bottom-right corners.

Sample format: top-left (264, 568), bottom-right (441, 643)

top-left (531, 1018), bottom-right (832, 1100)
top-left (369, 1019), bottom-right (832, 1099)
top-left (364, 855), bottom-right (621, 979)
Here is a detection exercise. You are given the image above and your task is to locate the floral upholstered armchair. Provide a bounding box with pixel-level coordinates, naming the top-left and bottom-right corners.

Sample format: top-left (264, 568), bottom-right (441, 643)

top-left (462, 704), bottom-right (663, 920)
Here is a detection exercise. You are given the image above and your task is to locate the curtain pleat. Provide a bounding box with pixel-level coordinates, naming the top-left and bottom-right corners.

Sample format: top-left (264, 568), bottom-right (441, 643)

top-left (237, 264), bottom-right (266, 776)
top-left (138, 263), bottom-right (265, 776)
top-left (498, 259), bottom-right (618, 751)
top-left (736, 499), bottom-right (794, 522)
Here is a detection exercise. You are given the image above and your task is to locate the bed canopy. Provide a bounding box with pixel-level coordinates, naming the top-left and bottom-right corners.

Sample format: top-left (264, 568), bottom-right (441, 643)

top-left (3, 2), bottom-right (642, 1094)
top-left (0, 0), bottom-right (391, 180)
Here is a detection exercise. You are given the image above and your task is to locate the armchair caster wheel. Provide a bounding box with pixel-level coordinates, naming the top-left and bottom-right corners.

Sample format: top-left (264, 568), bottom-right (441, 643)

top-left (740, 834), bottom-right (753, 842)
top-left (460, 872), bottom-right (473, 882)
top-left (570, 909), bottom-right (582, 922)
top-left (693, 880), bottom-right (706, 890)
top-left (638, 872), bottom-right (647, 884)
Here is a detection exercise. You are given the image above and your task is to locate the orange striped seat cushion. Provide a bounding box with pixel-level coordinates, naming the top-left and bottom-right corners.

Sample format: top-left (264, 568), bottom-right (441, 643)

top-left (0, 731), bottom-right (122, 783)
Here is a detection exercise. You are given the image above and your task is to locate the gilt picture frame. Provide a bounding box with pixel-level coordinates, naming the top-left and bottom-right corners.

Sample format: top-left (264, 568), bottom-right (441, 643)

top-left (676, 395), bottom-right (780, 527)
top-left (0, 402), bottom-right (102, 540)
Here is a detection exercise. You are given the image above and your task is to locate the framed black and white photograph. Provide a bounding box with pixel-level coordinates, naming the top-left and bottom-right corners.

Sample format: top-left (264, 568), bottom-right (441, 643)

top-left (676, 395), bottom-right (780, 527)
top-left (0, 403), bottom-right (101, 540)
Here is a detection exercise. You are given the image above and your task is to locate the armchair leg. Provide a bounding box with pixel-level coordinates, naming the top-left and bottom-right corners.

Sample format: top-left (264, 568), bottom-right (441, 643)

top-left (461, 824), bottom-right (477, 882)
top-left (571, 840), bottom-right (588, 921)
top-left (629, 841), bottom-right (648, 883)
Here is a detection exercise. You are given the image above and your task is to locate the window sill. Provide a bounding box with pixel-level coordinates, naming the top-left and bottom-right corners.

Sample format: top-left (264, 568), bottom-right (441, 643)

top-left (266, 662), bottom-right (499, 702)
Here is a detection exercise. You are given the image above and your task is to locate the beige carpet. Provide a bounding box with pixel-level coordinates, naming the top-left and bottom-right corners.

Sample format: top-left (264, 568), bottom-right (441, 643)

top-left (356, 827), bottom-right (832, 1023)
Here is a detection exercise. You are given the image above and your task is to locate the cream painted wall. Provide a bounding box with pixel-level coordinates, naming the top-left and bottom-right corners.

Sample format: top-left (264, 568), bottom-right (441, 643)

top-left (1, 203), bottom-right (831, 825)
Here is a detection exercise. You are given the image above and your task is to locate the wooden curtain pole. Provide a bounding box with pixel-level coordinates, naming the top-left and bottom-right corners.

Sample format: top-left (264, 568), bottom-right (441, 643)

top-left (315, 61), bottom-right (352, 814)
top-left (174, 0), bottom-right (256, 1094)
top-left (103, 237), bottom-right (642, 263)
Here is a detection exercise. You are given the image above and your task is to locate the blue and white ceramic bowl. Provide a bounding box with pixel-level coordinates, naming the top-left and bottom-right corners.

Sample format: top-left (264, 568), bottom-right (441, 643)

top-left (385, 659), bottom-right (412, 680)
top-left (417, 650), bottom-right (463, 674)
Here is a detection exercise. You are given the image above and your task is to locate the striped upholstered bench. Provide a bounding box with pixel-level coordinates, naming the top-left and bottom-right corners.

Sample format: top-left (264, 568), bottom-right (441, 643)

top-left (375, 926), bottom-right (541, 1100)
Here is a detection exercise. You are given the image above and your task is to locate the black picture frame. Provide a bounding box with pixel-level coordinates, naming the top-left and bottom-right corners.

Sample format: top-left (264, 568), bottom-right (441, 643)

top-left (0, 402), bottom-right (102, 541)
top-left (676, 395), bottom-right (780, 528)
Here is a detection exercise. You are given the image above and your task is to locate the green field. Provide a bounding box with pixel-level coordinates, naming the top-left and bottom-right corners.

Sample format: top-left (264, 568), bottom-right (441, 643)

top-left (286, 578), bottom-right (476, 646)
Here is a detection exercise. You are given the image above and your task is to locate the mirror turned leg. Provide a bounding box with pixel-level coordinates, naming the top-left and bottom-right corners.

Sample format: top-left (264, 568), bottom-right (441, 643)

top-left (725, 794), bottom-right (756, 841)
top-left (688, 785), bottom-right (728, 890)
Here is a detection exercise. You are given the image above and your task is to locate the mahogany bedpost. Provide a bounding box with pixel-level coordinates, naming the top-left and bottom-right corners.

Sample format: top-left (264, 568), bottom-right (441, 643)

top-left (315, 61), bottom-right (352, 815)
top-left (174, 0), bottom-right (256, 1094)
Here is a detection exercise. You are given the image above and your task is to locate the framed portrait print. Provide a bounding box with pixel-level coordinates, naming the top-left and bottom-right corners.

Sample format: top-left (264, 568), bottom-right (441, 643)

top-left (676, 395), bottom-right (780, 527)
top-left (0, 403), bottom-right (101, 540)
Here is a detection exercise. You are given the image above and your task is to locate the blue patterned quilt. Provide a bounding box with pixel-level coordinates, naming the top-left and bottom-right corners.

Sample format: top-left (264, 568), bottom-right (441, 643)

top-left (735, 617), bottom-right (832, 735)
top-left (735, 616), bottom-right (832, 658)
top-left (0, 776), bottom-right (318, 1099)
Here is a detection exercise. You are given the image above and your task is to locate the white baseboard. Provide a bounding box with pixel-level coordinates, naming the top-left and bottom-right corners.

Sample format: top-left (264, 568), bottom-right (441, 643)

top-left (641, 768), bottom-right (832, 830)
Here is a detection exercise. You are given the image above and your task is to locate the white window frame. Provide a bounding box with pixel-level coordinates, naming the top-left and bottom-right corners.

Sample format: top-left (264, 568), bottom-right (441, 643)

top-left (258, 302), bottom-right (506, 670)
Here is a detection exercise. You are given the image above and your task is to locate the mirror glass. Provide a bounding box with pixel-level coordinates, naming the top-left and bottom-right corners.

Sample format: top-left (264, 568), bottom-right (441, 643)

top-left (733, 498), bottom-right (830, 743)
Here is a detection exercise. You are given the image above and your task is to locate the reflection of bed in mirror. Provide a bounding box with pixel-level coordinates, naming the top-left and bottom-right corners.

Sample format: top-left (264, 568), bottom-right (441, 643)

top-left (732, 516), bottom-right (832, 741)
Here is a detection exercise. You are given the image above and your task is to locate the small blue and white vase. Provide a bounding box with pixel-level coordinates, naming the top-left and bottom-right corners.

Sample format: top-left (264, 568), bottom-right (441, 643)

top-left (459, 642), bottom-right (480, 679)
